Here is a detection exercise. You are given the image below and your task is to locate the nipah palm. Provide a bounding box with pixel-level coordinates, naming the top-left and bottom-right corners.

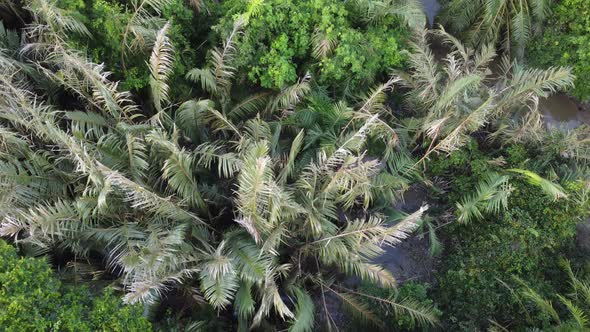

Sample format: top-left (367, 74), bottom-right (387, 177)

top-left (395, 27), bottom-right (573, 166)
top-left (0, 4), bottom-right (437, 330)
top-left (439, 0), bottom-right (551, 58)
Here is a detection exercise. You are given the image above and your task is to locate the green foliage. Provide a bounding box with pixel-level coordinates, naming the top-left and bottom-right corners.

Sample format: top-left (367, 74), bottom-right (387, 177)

top-left (513, 260), bottom-right (590, 331)
top-left (53, 0), bottom-right (210, 94)
top-left (215, 0), bottom-right (407, 89)
top-left (430, 143), bottom-right (588, 330)
top-left (436, 183), bottom-right (582, 330)
top-left (0, 240), bottom-right (151, 331)
top-left (505, 144), bottom-right (530, 166)
top-left (317, 26), bottom-right (404, 85)
top-left (528, 0), bottom-right (590, 101)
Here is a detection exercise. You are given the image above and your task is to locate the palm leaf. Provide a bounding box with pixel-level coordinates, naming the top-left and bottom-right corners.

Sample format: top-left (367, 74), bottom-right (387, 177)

top-left (149, 22), bottom-right (174, 113)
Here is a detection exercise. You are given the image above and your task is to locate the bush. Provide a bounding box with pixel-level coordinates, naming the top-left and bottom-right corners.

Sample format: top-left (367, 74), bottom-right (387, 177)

top-left (215, 0), bottom-right (406, 89)
top-left (56, 0), bottom-right (211, 94)
top-left (0, 240), bottom-right (151, 331)
top-left (429, 143), bottom-right (587, 330)
top-left (528, 0), bottom-right (590, 101)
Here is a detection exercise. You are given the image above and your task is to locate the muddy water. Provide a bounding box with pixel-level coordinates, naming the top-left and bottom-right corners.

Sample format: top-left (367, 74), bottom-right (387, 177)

top-left (541, 94), bottom-right (589, 130)
top-left (420, 0), bottom-right (441, 27)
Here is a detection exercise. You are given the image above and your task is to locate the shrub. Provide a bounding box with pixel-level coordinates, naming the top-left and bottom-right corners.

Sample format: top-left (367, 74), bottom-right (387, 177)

top-left (0, 240), bottom-right (151, 331)
top-left (56, 0), bottom-right (210, 93)
top-left (528, 0), bottom-right (590, 101)
top-left (214, 0), bottom-right (406, 89)
top-left (430, 143), bottom-right (588, 330)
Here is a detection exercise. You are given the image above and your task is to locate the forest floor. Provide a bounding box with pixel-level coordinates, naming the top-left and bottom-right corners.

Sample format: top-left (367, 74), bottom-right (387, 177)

top-left (374, 185), bottom-right (440, 284)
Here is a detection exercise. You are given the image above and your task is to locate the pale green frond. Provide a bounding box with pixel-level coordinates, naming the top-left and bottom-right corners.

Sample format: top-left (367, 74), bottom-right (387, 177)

top-left (193, 142), bottom-right (241, 178)
top-left (518, 280), bottom-right (561, 323)
top-left (235, 142), bottom-right (275, 241)
top-left (398, 29), bottom-right (441, 105)
top-left (511, 8), bottom-right (531, 59)
top-left (200, 241), bottom-right (239, 309)
top-left (425, 93), bottom-right (496, 157)
top-left (498, 65), bottom-right (574, 110)
top-left (508, 168), bottom-right (567, 201)
top-left (192, 15), bottom-right (246, 97)
top-left (226, 231), bottom-right (271, 282)
top-left (65, 111), bottom-right (110, 139)
top-left (125, 133), bottom-right (149, 181)
top-left (27, 0), bottom-right (90, 37)
top-left (311, 28), bottom-right (337, 59)
top-left (473, 43), bottom-right (497, 72)
top-left (434, 74), bottom-right (482, 112)
top-left (558, 295), bottom-right (589, 329)
top-left (252, 269), bottom-right (295, 326)
top-left (149, 22), bottom-right (174, 113)
top-left (122, 0), bottom-right (173, 54)
top-left (427, 222), bottom-right (443, 256)
top-left (354, 0), bottom-right (427, 29)
top-left (146, 130), bottom-right (206, 210)
top-left (175, 99), bottom-right (213, 141)
top-left (186, 68), bottom-right (218, 96)
top-left (271, 72), bottom-right (312, 111)
top-left (456, 173), bottom-right (512, 223)
top-left (315, 208), bottom-right (426, 282)
top-left (337, 285), bottom-right (439, 328)
top-left (100, 164), bottom-right (207, 227)
top-left (37, 47), bottom-right (138, 121)
top-left (0, 199), bottom-right (80, 243)
top-left (207, 109), bottom-right (242, 137)
top-left (357, 76), bottom-right (399, 116)
top-left (385, 295), bottom-right (441, 327)
top-left (227, 93), bottom-right (270, 121)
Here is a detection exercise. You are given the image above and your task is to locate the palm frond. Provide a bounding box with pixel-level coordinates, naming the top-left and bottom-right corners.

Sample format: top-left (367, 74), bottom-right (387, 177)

top-left (336, 290), bottom-right (384, 327)
top-left (288, 287), bottom-right (315, 332)
top-left (508, 168), bottom-right (567, 201)
top-left (456, 173), bottom-right (512, 223)
top-left (558, 295), bottom-right (589, 329)
top-left (200, 241), bottom-right (239, 309)
top-left (122, 0), bottom-right (172, 55)
top-left (234, 281), bottom-right (256, 319)
top-left (277, 129), bottom-right (305, 184)
top-left (26, 0), bottom-right (90, 37)
top-left (311, 28), bottom-right (337, 59)
top-left (146, 130), bottom-right (207, 210)
top-left (149, 22), bottom-right (174, 113)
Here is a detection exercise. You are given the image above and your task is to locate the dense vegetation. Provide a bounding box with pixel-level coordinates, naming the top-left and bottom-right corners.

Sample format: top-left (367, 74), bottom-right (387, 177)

top-left (529, 0), bottom-right (590, 101)
top-left (430, 140), bottom-right (589, 329)
top-left (0, 0), bottom-right (589, 331)
top-left (0, 240), bottom-right (151, 331)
